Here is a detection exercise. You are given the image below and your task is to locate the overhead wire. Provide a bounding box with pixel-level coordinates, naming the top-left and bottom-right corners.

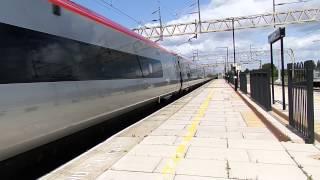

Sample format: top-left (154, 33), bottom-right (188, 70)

top-left (92, 0), bottom-right (145, 27)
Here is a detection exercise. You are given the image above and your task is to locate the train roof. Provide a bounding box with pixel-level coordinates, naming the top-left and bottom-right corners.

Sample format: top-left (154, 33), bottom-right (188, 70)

top-left (49, 0), bottom-right (177, 56)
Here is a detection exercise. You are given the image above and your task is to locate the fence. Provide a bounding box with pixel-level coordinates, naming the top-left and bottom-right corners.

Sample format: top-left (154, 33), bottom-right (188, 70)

top-left (250, 70), bottom-right (271, 111)
top-left (225, 72), bottom-right (234, 85)
top-left (288, 61), bottom-right (314, 143)
top-left (239, 72), bottom-right (247, 94)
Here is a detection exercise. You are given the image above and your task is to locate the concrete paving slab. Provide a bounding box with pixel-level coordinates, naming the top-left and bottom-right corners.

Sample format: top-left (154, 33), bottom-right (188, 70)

top-left (226, 127), bottom-right (270, 134)
top-left (97, 170), bottom-right (174, 180)
top-left (127, 144), bottom-right (177, 157)
top-left (202, 114), bottom-right (228, 119)
top-left (174, 175), bottom-right (229, 180)
top-left (289, 151), bottom-right (320, 167)
top-left (247, 149), bottom-right (295, 165)
top-left (111, 155), bottom-right (161, 172)
top-left (303, 166), bottom-right (320, 180)
top-left (174, 137), bottom-right (227, 148)
top-left (141, 136), bottom-right (177, 145)
top-left (226, 132), bottom-right (245, 140)
top-left (176, 160), bottom-right (227, 178)
top-left (169, 115), bottom-right (193, 121)
top-left (158, 124), bottom-right (186, 130)
top-left (228, 139), bottom-right (283, 150)
top-left (282, 142), bottom-right (320, 153)
top-left (229, 162), bottom-right (307, 180)
top-left (243, 132), bottom-right (278, 140)
top-left (186, 147), bottom-right (250, 162)
top-left (225, 121), bottom-right (246, 127)
top-left (237, 127), bottom-right (270, 133)
top-left (97, 137), bottom-right (142, 152)
top-left (119, 121), bottom-right (164, 138)
top-left (150, 129), bottom-right (187, 136)
top-left (205, 111), bottom-right (225, 115)
top-left (200, 121), bottom-right (226, 126)
top-left (156, 159), bottom-right (228, 178)
top-left (196, 131), bottom-right (227, 138)
top-left (162, 120), bottom-right (192, 125)
top-left (225, 115), bottom-right (244, 119)
top-left (197, 126), bottom-right (227, 133)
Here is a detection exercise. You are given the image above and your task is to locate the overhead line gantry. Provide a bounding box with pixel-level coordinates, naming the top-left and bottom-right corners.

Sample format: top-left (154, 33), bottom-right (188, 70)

top-left (132, 8), bottom-right (320, 39)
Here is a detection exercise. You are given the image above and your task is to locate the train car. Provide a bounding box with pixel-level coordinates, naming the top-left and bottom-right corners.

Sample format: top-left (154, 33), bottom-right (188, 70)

top-left (0, 0), bottom-right (207, 165)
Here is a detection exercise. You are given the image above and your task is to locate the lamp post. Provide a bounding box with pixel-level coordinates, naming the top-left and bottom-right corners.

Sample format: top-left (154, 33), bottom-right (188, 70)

top-left (216, 47), bottom-right (229, 74)
top-left (232, 18), bottom-right (238, 91)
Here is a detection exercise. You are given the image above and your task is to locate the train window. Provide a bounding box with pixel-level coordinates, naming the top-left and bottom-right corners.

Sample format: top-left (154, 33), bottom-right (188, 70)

top-left (0, 22), bottom-right (146, 84)
top-left (30, 43), bottom-right (76, 82)
top-left (52, 5), bottom-right (61, 16)
top-left (100, 50), bottom-right (142, 79)
top-left (77, 45), bottom-right (143, 80)
top-left (138, 57), bottom-right (163, 78)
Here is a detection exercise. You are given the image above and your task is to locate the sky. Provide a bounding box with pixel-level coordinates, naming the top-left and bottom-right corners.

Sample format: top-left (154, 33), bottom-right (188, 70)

top-left (72, 0), bottom-right (320, 72)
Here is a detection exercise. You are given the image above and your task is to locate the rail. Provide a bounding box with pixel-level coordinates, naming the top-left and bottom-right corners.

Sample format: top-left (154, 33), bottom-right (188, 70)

top-left (288, 61), bottom-right (315, 143)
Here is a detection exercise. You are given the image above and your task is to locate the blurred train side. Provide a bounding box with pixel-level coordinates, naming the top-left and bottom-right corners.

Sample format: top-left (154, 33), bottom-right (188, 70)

top-left (0, 0), bottom-right (210, 162)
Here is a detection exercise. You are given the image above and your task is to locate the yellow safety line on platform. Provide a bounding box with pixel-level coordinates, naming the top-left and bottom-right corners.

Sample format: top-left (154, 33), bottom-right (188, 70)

top-left (161, 89), bottom-right (214, 179)
top-left (241, 111), bottom-right (265, 128)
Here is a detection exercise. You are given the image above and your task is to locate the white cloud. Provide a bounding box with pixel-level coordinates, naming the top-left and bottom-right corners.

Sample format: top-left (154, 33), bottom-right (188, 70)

top-left (154, 0), bottom-right (320, 71)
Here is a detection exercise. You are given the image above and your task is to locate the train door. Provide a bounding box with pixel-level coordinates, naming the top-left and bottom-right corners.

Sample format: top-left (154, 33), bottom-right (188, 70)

top-left (176, 57), bottom-right (183, 90)
top-left (135, 55), bottom-right (149, 89)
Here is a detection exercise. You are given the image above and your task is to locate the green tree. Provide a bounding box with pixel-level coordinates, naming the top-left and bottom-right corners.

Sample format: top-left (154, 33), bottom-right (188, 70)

top-left (261, 63), bottom-right (278, 77)
top-left (244, 68), bottom-right (250, 74)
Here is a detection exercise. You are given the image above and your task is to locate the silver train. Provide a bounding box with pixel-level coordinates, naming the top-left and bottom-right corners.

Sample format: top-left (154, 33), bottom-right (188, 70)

top-left (0, 0), bottom-right (210, 162)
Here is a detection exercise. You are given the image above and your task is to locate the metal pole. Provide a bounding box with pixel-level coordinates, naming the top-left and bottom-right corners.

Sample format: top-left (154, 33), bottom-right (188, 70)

top-left (197, 0), bottom-right (201, 33)
top-left (260, 59), bottom-right (262, 69)
top-left (224, 57), bottom-right (226, 74)
top-left (232, 18), bottom-right (237, 91)
top-left (273, 0), bottom-right (276, 28)
top-left (158, 5), bottom-right (163, 41)
top-left (196, 49), bottom-right (199, 62)
top-left (289, 48), bottom-right (296, 77)
top-left (232, 19), bottom-right (236, 65)
top-left (250, 44), bottom-right (253, 62)
top-left (270, 43), bottom-right (275, 104)
top-left (287, 63), bottom-right (294, 126)
top-left (227, 47), bottom-right (229, 72)
top-left (280, 38), bottom-right (286, 110)
top-left (306, 61), bottom-right (315, 143)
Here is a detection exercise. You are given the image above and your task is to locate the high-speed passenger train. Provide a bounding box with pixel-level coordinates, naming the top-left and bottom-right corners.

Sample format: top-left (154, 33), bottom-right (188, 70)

top-left (0, 0), bottom-right (209, 164)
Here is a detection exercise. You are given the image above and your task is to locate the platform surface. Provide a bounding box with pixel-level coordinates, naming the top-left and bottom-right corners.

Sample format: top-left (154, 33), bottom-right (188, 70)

top-left (42, 80), bottom-right (320, 180)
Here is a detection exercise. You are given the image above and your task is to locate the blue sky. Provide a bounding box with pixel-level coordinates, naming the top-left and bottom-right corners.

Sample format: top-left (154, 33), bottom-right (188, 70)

top-left (73, 0), bottom-right (211, 28)
top-left (72, 0), bottom-right (320, 71)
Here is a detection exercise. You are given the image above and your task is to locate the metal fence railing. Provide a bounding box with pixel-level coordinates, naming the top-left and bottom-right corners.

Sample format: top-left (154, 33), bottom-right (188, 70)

top-left (250, 70), bottom-right (272, 111)
top-left (225, 72), bottom-right (234, 85)
top-left (239, 72), bottom-right (247, 94)
top-left (288, 60), bottom-right (314, 143)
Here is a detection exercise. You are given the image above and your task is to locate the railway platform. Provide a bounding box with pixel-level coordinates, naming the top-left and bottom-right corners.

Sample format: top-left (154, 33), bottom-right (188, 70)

top-left (42, 80), bottom-right (320, 180)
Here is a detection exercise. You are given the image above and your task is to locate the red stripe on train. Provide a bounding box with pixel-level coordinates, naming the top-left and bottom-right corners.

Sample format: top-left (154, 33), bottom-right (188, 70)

top-left (48, 0), bottom-right (175, 55)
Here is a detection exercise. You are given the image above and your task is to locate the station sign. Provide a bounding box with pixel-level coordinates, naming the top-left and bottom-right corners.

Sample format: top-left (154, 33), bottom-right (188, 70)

top-left (268, 27), bottom-right (286, 44)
